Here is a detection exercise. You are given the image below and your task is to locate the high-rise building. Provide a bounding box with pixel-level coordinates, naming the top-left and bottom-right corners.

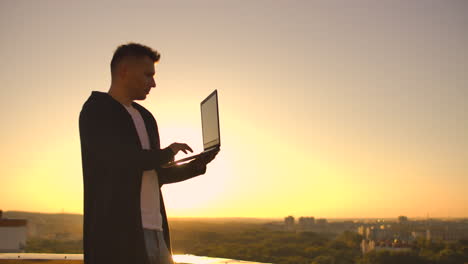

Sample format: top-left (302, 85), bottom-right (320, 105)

top-left (284, 216), bottom-right (295, 231)
top-left (298, 217), bottom-right (315, 231)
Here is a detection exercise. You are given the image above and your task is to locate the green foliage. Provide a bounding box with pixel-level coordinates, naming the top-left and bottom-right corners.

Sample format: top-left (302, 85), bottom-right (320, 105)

top-left (361, 250), bottom-right (429, 264)
top-left (170, 221), bottom-right (468, 264)
top-left (360, 239), bottom-right (468, 264)
top-left (335, 231), bottom-right (363, 249)
top-left (170, 223), bottom-right (360, 264)
top-left (25, 238), bottom-right (83, 253)
top-left (311, 255), bottom-right (336, 264)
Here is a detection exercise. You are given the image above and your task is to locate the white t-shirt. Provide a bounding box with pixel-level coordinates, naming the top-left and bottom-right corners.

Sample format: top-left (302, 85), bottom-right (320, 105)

top-left (123, 104), bottom-right (163, 231)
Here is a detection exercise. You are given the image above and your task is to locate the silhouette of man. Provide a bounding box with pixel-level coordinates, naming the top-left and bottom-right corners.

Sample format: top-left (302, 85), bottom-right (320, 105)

top-left (79, 43), bottom-right (218, 264)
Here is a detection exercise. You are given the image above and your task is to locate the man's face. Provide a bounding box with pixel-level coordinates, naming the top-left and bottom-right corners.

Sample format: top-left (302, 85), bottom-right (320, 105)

top-left (124, 56), bottom-right (156, 101)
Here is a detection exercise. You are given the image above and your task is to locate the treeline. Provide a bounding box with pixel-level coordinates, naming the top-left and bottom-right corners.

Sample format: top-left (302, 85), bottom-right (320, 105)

top-left (170, 226), bottom-right (362, 264)
top-left (25, 238), bottom-right (83, 254)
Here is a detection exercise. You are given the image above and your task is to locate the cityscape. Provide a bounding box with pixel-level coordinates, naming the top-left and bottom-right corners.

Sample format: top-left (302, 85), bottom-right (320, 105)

top-left (1, 210), bottom-right (467, 263)
top-left (270, 215), bottom-right (468, 255)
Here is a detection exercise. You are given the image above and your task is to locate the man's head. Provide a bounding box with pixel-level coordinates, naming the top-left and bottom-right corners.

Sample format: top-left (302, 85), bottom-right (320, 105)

top-left (110, 43), bottom-right (160, 101)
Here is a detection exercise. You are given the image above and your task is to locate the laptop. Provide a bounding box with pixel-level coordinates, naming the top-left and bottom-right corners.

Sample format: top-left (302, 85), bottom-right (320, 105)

top-left (166, 90), bottom-right (221, 166)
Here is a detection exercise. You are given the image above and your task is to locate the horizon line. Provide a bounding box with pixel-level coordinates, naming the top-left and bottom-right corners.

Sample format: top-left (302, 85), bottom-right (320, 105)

top-left (2, 210), bottom-right (468, 220)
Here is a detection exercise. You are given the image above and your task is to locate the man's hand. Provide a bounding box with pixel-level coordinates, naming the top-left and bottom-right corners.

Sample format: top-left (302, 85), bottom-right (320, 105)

top-left (190, 150), bottom-right (219, 172)
top-left (168, 142), bottom-right (193, 155)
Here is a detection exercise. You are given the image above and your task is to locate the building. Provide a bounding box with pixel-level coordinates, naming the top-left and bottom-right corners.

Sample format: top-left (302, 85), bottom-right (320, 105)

top-left (410, 230), bottom-right (427, 241)
top-left (0, 210), bottom-right (28, 253)
top-left (358, 226), bottom-right (366, 237)
top-left (284, 216), bottom-right (295, 231)
top-left (298, 217), bottom-right (315, 231)
top-left (427, 227), bottom-right (468, 242)
top-left (397, 216), bottom-right (409, 224)
top-left (367, 225), bottom-right (393, 241)
top-left (361, 239), bottom-right (412, 254)
top-left (315, 218), bottom-right (328, 227)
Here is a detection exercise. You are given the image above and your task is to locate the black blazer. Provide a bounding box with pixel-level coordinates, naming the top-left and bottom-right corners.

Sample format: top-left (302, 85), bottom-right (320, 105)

top-left (79, 91), bottom-right (205, 264)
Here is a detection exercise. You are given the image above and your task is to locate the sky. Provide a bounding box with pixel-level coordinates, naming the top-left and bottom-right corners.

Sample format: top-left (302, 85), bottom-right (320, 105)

top-left (0, 0), bottom-right (467, 219)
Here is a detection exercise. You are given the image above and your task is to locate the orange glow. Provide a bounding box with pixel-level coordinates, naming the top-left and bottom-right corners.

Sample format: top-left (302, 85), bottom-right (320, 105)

top-left (1, 1), bottom-right (467, 219)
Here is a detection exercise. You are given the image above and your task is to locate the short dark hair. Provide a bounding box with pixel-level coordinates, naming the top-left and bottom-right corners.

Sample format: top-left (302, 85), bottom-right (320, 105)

top-left (110, 43), bottom-right (160, 75)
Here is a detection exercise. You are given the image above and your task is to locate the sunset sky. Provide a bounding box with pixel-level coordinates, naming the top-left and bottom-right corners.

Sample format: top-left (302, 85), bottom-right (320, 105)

top-left (1, 0), bottom-right (467, 218)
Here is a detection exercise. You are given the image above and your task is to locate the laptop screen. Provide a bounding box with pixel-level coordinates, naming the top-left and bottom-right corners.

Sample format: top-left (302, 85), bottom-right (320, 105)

top-left (201, 90), bottom-right (220, 150)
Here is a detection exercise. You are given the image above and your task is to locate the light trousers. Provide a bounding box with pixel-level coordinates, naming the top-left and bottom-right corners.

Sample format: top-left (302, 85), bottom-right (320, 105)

top-left (143, 228), bottom-right (174, 264)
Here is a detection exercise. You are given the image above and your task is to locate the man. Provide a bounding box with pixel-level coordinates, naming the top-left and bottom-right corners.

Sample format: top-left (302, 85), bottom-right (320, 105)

top-left (79, 43), bottom-right (217, 264)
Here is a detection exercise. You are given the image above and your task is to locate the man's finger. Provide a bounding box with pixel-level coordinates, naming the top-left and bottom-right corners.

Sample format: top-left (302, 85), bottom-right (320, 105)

top-left (183, 144), bottom-right (193, 153)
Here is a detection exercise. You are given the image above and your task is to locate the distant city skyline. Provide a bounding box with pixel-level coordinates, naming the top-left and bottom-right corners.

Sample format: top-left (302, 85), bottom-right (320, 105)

top-left (3, 210), bottom-right (466, 221)
top-left (0, 0), bottom-right (467, 218)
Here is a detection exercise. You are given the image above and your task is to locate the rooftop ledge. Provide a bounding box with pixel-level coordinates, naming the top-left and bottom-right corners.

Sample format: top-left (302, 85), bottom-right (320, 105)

top-left (0, 253), bottom-right (272, 264)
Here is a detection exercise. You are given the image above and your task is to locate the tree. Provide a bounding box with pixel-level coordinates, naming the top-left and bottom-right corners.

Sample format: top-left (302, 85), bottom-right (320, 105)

top-left (311, 255), bottom-right (335, 264)
top-left (437, 248), bottom-right (465, 264)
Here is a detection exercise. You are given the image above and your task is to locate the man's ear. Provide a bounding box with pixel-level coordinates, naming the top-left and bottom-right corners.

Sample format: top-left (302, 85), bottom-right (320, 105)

top-left (119, 63), bottom-right (128, 79)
